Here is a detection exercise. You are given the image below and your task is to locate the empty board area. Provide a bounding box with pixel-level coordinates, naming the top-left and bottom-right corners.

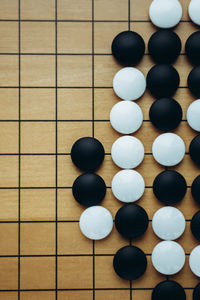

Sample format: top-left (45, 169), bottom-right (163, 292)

top-left (0, 0), bottom-right (198, 299)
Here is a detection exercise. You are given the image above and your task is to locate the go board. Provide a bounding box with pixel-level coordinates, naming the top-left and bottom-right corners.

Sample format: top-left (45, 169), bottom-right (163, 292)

top-left (0, 0), bottom-right (199, 299)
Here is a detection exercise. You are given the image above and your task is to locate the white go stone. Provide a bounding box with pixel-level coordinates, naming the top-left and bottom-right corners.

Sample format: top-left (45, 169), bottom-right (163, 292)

top-left (189, 245), bottom-right (200, 277)
top-left (111, 136), bottom-right (144, 169)
top-left (187, 99), bottom-right (200, 132)
top-left (111, 170), bottom-right (145, 203)
top-left (110, 101), bottom-right (143, 134)
top-left (189, 0), bottom-right (200, 26)
top-left (113, 67), bottom-right (146, 101)
top-left (152, 133), bottom-right (185, 167)
top-left (152, 241), bottom-right (185, 275)
top-left (79, 206), bottom-right (113, 240)
top-left (149, 0), bottom-right (182, 28)
top-left (152, 207), bottom-right (186, 240)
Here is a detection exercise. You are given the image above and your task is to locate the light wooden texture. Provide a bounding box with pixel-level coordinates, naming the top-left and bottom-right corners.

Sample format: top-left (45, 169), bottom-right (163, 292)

top-left (0, 0), bottom-right (199, 299)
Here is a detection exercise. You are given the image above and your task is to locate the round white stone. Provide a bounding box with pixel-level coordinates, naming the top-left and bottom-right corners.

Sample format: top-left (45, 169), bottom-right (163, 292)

top-left (111, 170), bottom-right (145, 203)
top-left (149, 0), bottom-right (182, 28)
top-left (189, 245), bottom-right (200, 277)
top-left (79, 206), bottom-right (113, 240)
top-left (111, 136), bottom-right (144, 169)
top-left (110, 101), bottom-right (143, 134)
top-left (113, 67), bottom-right (146, 101)
top-left (152, 207), bottom-right (186, 240)
top-left (189, 0), bottom-right (200, 26)
top-left (187, 99), bottom-right (200, 132)
top-left (152, 133), bottom-right (185, 167)
top-left (152, 241), bottom-right (185, 275)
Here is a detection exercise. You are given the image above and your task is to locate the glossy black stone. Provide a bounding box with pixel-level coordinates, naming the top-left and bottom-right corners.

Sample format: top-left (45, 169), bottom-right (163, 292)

top-left (191, 211), bottom-right (200, 241)
top-left (188, 67), bottom-right (200, 98)
top-left (111, 31), bottom-right (145, 66)
top-left (193, 283), bottom-right (200, 300)
top-left (148, 30), bottom-right (181, 64)
top-left (152, 280), bottom-right (186, 300)
top-left (72, 173), bottom-right (106, 207)
top-left (113, 246), bottom-right (147, 280)
top-left (153, 170), bottom-right (187, 205)
top-left (147, 64), bottom-right (180, 98)
top-left (185, 31), bottom-right (200, 66)
top-left (149, 98), bottom-right (182, 131)
top-left (71, 137), bottom-right (105, 172)
top-left (192, 176), bottom-right (200, 205)
top-left (115, 203), bottom-right (149, 239)
top-left (189, 135), bottom-right (200, 167)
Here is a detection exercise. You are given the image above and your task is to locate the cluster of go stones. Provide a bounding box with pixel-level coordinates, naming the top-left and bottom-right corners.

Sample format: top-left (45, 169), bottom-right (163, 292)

top-left (70, 1), bottom-right (200, 299)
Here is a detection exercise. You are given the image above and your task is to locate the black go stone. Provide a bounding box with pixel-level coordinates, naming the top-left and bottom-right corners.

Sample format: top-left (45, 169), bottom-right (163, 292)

top-left (192, 175), bottom-right (200, 205)
top-left (153, 170), bottom-right (187, 205)
top-left (152, 280), bottom-right (186, 300)
top-left (185, 31), bottom-right (200, 66)
top-left (115, 203), bottom-right (149, 239)
top-left (149, 98), bottom-right (182, 131)
top-left (193, 283), bottom-right (200, 300)
top-left (71, 137), bottom-right (105, 172)
top-left (111, 31), bottom-right (145, 66)
top-left (147, 64), bottom-right (180, 98)
top-left (113, 245), bottom-right (147, 280)
top-left (148, 29), bottom-right (181, 64)
top-left (188, 66), bottom-right (200, 98)
top-left (189, 134), bottom-right (200, 167)
top-left (191, 211), bottom-right (200, 241)
top-left (72, 173), bottom-right (106, 207)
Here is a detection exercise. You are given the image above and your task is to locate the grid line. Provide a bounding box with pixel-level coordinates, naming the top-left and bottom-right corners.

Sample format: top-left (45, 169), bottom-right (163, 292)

top-left (128, 0), bottom-right (131, 31)
top-left (0, 253), bottom-right (193, 258)
top-left (18, 1), bottom-right (21, 299)
top-left (0, 19), bottom-right (193, 22)
top-left (0, 52), bottom-right (188, 55)
top-left (55, 0), bottom-right (58, 299)
top-left (0, 153), bottom-right (191, 155)
top-left (128, 3), bottom-right (132, 299)
top-left (0, 86), bottom-right (189, 88)
top-left (0, 186), bottom-right (193, 189)
top-left (92, 1), bottom-right (95, 299)
top-left (0, 287), bottom-right (195, 291)
top-left (0, 119), bottom-right (187, 123)
top-left (0, 219), bottom-right (193, 223)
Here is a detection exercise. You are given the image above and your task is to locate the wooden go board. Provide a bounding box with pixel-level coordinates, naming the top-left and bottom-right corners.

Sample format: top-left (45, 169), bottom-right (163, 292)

top-left (0, 0), bottom-right (199, 299)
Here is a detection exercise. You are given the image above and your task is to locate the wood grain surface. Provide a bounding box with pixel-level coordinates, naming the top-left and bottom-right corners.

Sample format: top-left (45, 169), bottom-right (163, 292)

top-left (0, 0), bottom-right (199, 299)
